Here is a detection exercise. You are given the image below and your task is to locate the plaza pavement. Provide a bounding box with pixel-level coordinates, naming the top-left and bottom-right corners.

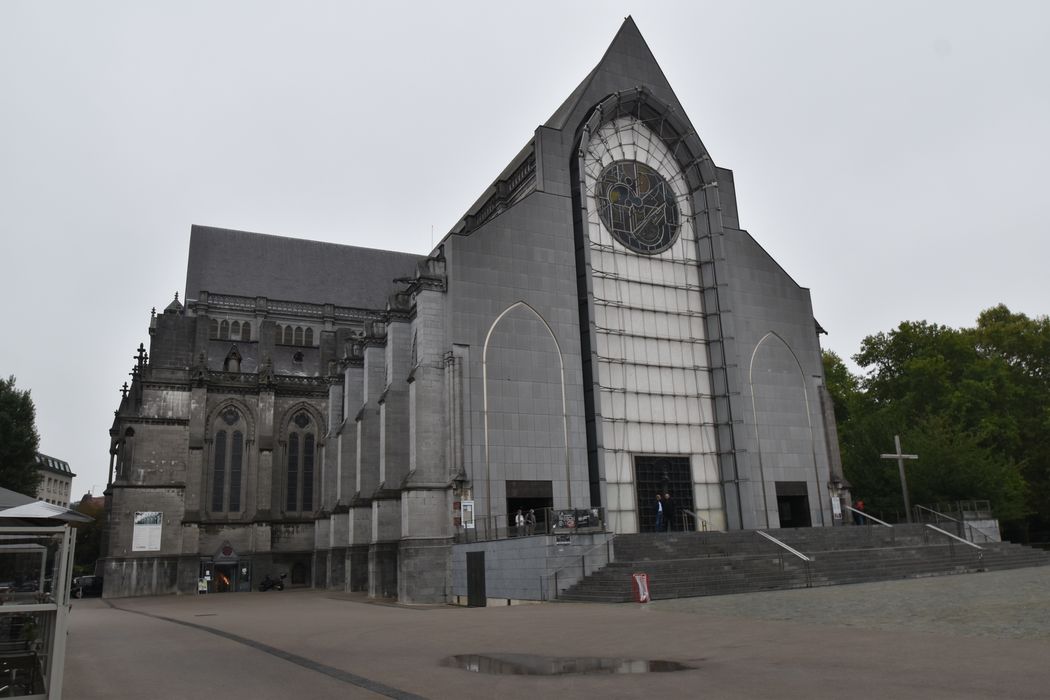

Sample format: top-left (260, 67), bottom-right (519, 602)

top-left (64, 566), bottom-right (1050, 699)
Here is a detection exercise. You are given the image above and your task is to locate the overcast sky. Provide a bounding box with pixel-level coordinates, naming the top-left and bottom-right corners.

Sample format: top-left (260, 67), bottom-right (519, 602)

top-left (2, 1), bottom-right (1047, 498)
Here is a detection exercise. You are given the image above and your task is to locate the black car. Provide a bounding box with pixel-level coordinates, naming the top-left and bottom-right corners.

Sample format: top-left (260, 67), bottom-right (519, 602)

top-left (72, 575), bottom-right (103, 598)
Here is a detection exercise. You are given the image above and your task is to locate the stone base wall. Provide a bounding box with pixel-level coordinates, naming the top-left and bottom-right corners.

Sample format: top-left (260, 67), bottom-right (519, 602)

top-left (451, 533), bottom-right (613, 601)
top-left (368, 541), bottom-right (398, 599)
top-left (347, 545), bottom-right (368, 592)
top-left (398, 538), bottom-right (452, 604)
top-left (325, 546), bottom-right (348, 589)
top-left (102, 556), bottom-right (181, 598)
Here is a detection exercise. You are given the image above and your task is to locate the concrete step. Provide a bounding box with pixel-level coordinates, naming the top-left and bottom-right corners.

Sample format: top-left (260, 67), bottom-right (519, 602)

top-left (559, 528), bottom-right (1050, 603)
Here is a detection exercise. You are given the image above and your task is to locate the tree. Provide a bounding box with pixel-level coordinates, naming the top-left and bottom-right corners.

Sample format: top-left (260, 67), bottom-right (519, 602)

top-left (825, 307), bottom-right (1047, 534)
top-left (73, 496), bottom-right (106, 575)
top-left (0, 376), bottom-right (41, 495)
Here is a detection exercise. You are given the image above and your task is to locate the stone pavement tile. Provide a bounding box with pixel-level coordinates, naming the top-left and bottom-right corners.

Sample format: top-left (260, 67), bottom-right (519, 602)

top-left (65, 569), bottom-right (1050, 700)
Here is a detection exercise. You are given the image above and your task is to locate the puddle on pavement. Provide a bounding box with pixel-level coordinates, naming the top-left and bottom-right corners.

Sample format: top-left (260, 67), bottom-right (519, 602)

top-left (441, 654), bottom-right (694, 675)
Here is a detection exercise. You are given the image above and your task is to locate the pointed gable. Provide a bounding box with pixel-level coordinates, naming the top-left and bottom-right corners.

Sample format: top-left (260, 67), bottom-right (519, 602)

top-left (543, 17), bottom-right (691, 137)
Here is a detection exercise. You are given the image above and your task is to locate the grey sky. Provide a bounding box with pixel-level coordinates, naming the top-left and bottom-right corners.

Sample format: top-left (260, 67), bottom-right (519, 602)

top-left (2, 1), bottom-right (1048, 497)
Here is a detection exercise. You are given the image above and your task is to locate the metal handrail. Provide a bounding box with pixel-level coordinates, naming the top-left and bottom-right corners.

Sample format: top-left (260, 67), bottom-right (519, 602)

top-left (843, 505), bottom-right (893, 528)
top-left (756, 530), bottom-right (812, 562)
top-left (680, 509), bottom-right (708, 532)
top-left (924, 524), bottom-right (984, 550)
top-left (545, 537), bottom-right (613, 601)
top-left (913, 505), bottom-right (996, 543)
top-left (756, 531), bottom-right (812, 588)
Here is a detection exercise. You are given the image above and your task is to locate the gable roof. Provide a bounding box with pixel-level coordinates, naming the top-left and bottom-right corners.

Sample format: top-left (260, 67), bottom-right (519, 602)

top-left (185, 226), bottom-right (426, 311)
top-left (544, 16), bottom-right (685, 133)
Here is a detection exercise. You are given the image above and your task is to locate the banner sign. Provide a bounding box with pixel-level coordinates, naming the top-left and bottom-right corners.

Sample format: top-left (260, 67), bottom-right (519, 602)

top-left (554, 508), bottom-right (602, 531)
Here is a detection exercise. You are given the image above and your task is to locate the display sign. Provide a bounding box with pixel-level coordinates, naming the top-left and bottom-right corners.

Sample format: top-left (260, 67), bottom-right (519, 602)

top-left (554, 508), bottom-right (602, 531)
top-left (132, 511), bottom-right (163, 551)
top-left (461, 500), bottom-right (475, 529)
top-left (831, 495), bottom-right (842, 518)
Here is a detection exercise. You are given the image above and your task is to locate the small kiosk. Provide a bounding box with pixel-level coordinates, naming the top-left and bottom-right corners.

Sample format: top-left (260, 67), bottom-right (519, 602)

top-left (0, 487), bottom-right (91, 698)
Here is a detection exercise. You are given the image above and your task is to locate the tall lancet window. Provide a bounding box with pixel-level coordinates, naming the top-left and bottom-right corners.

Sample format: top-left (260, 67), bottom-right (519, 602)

top-left (285, 411), bottom-right (315, 514)
top-left (211, 407), bottom-right (246, 513)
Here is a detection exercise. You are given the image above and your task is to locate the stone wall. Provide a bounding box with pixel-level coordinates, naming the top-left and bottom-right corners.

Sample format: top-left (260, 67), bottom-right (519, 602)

top-left (451, 533), bottom-right (613, 603)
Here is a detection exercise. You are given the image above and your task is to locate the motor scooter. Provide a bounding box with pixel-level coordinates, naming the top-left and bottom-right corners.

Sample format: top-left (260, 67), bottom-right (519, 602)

top-left (258, 573), bottom-right (286, 591)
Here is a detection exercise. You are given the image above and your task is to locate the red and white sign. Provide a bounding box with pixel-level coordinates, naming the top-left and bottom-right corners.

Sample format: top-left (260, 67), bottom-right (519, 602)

top-left (632, 572), bottom-right (650, 603)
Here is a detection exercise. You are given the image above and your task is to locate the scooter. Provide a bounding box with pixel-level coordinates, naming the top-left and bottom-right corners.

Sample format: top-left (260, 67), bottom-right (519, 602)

top-left (258, 573), bottom-right (286, 591)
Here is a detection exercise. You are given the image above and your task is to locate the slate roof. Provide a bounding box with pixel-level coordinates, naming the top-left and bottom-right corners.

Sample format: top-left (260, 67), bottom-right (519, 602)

top-left (34, 453), bottom-right (74, 477)
top-left (185, 226), bottom-right (426, 310)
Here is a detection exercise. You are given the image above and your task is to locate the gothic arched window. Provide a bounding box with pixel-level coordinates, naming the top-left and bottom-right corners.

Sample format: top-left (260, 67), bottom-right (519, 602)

top-left (304, 328), bottom-right (314, 346)
top-left (210, 319), bottom-right (219, 339)
top-left (283, 326), bottom-right (294, 345)
top-left (284, 411), bottom-right (315, 514)
top-left (294, 327), bottom-right (304, 346)
top-left (231, 321), bottom-right (241, 339)
top-left (241, 322), bottom-right (251, 341)
top-left (211, 408), bottom-right (246, 514)
top-left (220, 320), bottom-right (230, 340)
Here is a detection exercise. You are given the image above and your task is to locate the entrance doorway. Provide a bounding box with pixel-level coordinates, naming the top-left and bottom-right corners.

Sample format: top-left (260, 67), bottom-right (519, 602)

top-left (775, 481), bottom-right (812, 528)
top-left (635, 456), bottom-right (695, 532)
top-left (200, 559), bottom-right (252, 593)
top-left (506, 480), bottom-right (553, 535)
top-left (466, 551), bottom-right (486, 607)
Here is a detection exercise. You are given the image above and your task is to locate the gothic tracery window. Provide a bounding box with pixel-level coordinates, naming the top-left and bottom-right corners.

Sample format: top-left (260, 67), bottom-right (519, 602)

top-left (211, 408), bottom-right (245, 514)
top-left (285, 411), bottom-right (315, 514)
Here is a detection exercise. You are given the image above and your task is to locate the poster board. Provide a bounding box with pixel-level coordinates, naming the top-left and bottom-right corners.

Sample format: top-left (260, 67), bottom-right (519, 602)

top-left (132, 511), bottom-right (163, 551)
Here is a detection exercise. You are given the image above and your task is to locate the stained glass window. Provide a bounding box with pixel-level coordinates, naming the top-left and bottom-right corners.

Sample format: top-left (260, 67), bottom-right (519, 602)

top-left (595, 161), bottom-right (680, 254)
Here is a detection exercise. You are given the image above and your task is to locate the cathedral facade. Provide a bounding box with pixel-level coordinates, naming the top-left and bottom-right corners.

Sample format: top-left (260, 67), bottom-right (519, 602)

top-left (104, 19), bottom-right (844, 601)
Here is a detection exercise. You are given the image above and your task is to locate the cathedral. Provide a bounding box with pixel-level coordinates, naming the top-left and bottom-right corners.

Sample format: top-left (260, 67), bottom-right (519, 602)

top-left (103, 18), bottom-right (844, 602)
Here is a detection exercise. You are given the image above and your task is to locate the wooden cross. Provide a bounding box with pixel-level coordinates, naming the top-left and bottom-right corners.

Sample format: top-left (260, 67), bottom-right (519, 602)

top-left (881, 434), bottom-right (918, 523)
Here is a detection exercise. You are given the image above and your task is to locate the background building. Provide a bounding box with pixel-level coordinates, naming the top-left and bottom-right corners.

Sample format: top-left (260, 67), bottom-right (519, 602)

top-left (33, 453), bottom-right (74, 508)
top-left (104, 18), bottom-right (844, 600)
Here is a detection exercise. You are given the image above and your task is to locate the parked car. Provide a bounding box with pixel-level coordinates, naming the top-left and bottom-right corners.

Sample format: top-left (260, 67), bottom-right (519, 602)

top-left (72, 575), bottom-right (103, 598)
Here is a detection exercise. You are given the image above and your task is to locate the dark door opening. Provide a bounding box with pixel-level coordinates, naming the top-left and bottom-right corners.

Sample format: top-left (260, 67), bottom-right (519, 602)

top-left (466, 551), bottom-right (486, 607)
top-left (506, 480), bottom-right (553, 535)
top-left (775, 482), bottom-right (812, 528)
top-left (635, 456), bottom-right (695, 532)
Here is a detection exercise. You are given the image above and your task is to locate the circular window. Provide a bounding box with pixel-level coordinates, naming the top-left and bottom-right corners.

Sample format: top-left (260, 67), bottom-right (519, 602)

top-left (595, 160), bottom-right (680, 255)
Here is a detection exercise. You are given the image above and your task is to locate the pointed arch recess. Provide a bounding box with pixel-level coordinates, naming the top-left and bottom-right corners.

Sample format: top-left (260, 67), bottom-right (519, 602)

top-left (482, 301), bottom-right (572, 517)
top-left (747, 331), bottom-right (823, 528)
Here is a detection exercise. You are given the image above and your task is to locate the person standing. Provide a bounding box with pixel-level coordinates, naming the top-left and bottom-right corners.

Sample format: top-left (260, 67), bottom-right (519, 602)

top-left (853, 499), bottom-right (866, 525)
top-left (654, 494), bottom-right (664, 532)
top-left (663, 492), bottom-right (674, 532)
top-left (515, 508), bottom-right (526, 537)
top-left (525, 509), bottom-right (537, 536)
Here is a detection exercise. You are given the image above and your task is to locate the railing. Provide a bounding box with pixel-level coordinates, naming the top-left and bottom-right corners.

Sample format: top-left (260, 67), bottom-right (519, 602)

top-left (756, 530), bottom-right (812, 587)
top-left (928, 500), bottom-right (993, 518)
top-left (844, 505), bottom-right (894, 528)
top-left (455, 507), bottom-right (608, 544)
top-left (680, 509), bottom-right (708, 533)
top-left (913, 504), bottom-right (998, 544)
top-left (923, 524), bottom-right (985, 566)
top-left (543, 538), bottom-right (613, 601)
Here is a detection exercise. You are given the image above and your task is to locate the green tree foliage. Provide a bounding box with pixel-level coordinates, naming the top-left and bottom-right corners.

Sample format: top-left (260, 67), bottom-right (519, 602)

top-left (0, 376), bottom-right (41, 496)
top-left (73, 497), bottom-right (106, 575)
top-left (825, 305), bottom-right (1049, 533)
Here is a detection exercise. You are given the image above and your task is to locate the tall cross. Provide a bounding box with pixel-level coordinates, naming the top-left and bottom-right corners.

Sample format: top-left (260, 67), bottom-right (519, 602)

top-left (881, 434), bottom-right (918, 523)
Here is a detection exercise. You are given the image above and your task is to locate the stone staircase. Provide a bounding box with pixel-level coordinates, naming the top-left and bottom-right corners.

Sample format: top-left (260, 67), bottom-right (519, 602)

top-left (556, 525), bottom-right (1050, 603)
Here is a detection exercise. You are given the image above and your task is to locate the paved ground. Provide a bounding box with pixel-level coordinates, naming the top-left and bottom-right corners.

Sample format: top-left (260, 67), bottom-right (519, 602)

top-left (64, 567), bottom-right (1050, 699)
